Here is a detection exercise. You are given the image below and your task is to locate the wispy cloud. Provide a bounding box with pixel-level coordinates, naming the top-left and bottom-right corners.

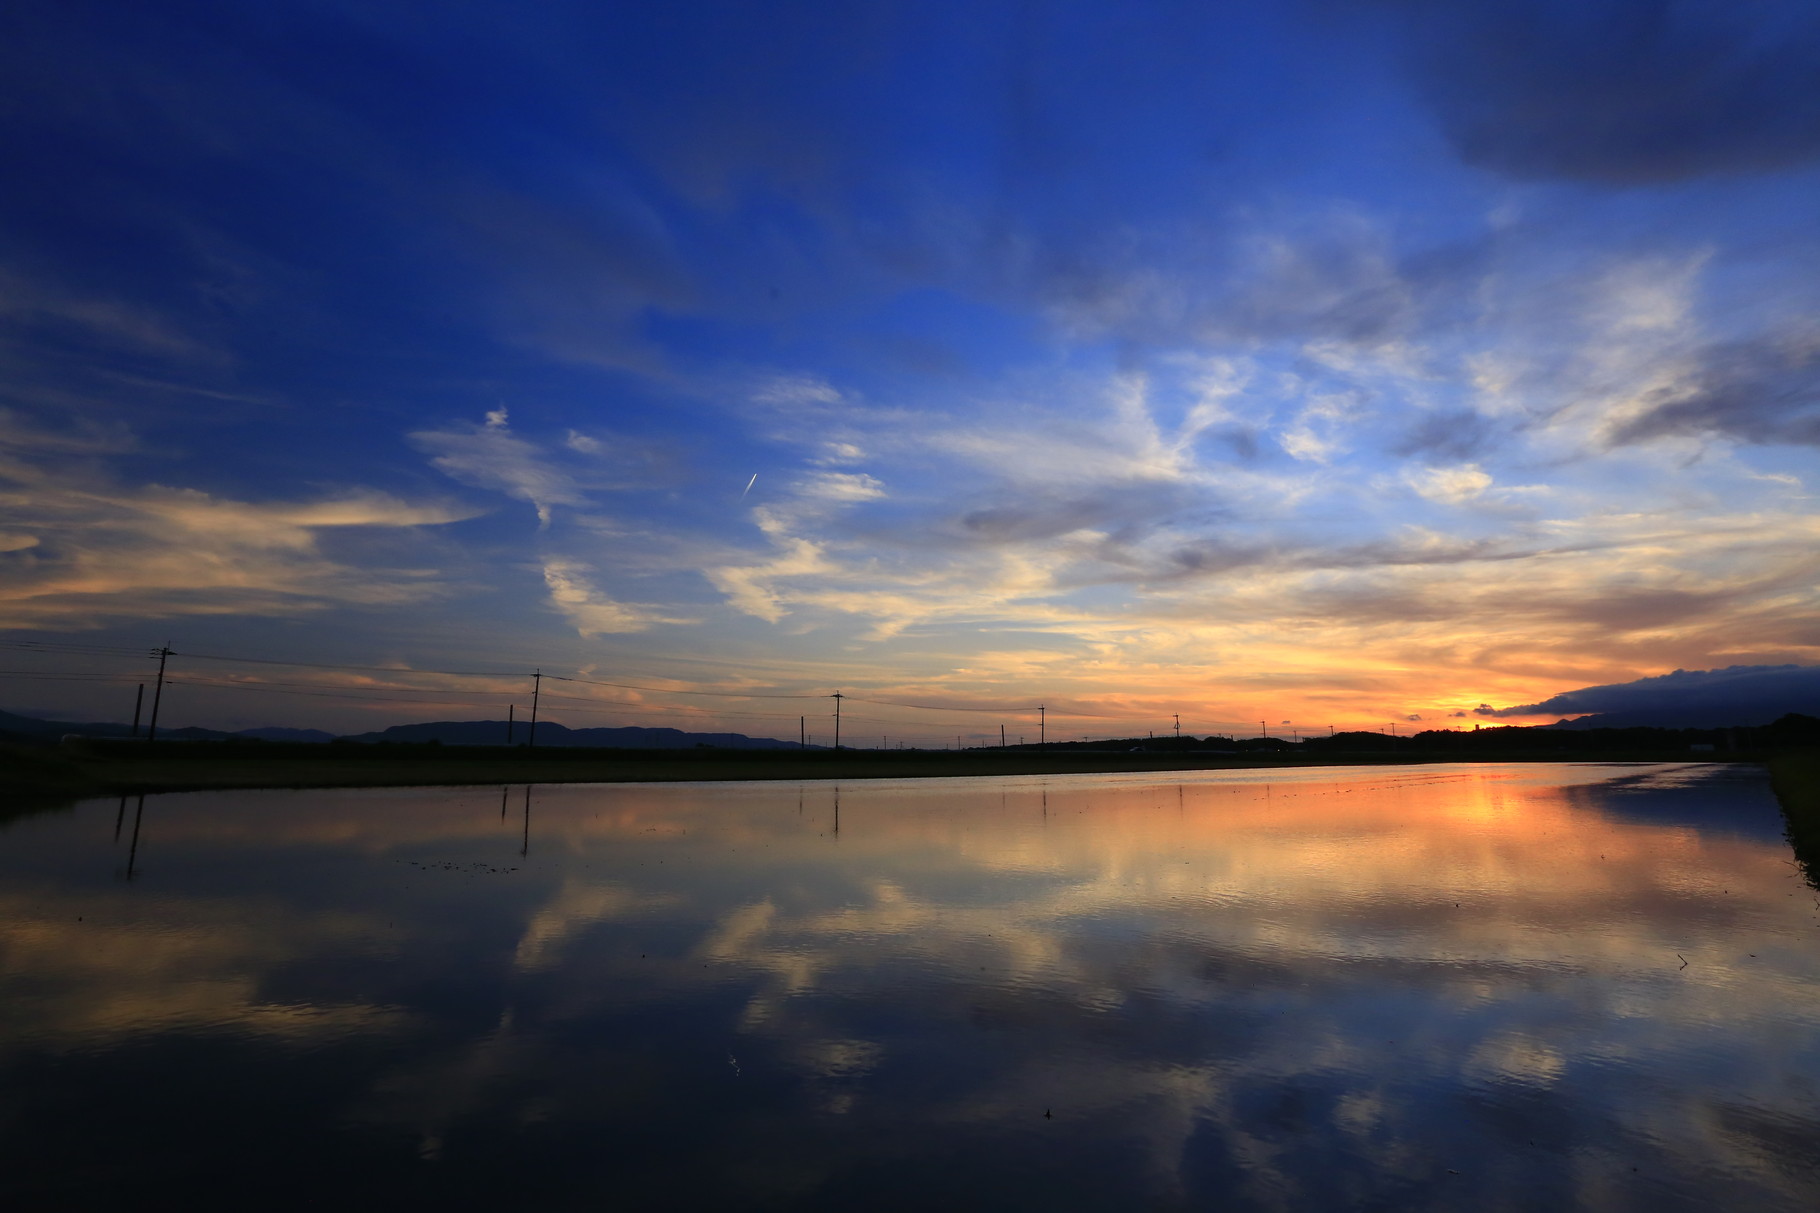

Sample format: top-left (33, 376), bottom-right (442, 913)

top-left (411, 409), bottom-right (585, 527)
top-left (540, 559), bottom-right (696, 635)
top-left (0, 267), bottom-right (219, 363)
top-left (0, 451), bottom-right (473, 629)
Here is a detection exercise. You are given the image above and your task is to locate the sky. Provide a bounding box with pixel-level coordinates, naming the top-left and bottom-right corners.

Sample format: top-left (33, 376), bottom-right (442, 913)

top-left (2, 0), bottom-right (1818, 742)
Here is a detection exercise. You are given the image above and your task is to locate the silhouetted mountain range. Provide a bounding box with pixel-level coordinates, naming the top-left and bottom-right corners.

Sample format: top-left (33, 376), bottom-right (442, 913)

top-left (0, 709), bottom-right (337, 744)
top-left (336, 720), bottom-right (803, 749)
top-left (0, 709), bottom-right (798, 750)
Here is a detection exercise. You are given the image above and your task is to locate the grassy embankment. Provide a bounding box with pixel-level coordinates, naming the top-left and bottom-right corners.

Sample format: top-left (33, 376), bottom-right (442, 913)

top-left (1769, 751), bottom-right (1820, 889)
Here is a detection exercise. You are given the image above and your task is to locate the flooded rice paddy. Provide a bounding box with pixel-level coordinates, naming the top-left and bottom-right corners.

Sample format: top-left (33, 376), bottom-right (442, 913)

top-left (2, 762), bottom-right (1817, 1211)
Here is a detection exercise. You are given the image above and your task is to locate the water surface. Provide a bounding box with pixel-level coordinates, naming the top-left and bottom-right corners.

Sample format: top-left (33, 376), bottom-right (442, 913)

top-left (3, 763), bottom-right (1817, 1211)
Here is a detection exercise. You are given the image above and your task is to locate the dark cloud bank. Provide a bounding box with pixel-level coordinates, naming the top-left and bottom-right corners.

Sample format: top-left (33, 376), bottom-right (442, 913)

top-left (1481, 664), bottom-right (1820, 728)
top-left (1388, 0), bottom-right (1820, 185)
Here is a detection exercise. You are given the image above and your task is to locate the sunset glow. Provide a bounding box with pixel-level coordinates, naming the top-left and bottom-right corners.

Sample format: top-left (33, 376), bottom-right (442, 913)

top-left (3, 3), bottom-right (1817, 739)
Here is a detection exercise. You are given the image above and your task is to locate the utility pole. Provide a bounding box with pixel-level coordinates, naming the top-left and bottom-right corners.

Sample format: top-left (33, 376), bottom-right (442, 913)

top-left (507, 704), bottom-right (515, 745)
top-left (832, 692), bottom-right (842, 749)
top-left (528, 670), bottom-right (542, 749)
top-left (1001, 724), bottom-right (1006, 748)
top-left (131, 683), bottom-right (144, 738)
top-left (146, 646), bottom-right (170, 742)
top-left (800, 716), bottom-right (805, 749)
top-left (1174, 713), bottom-right (1180, 740)
top-left (1040, 705), bottom-right (1045, 749)
top-left (1260, 720), bottom-right (1266, 739)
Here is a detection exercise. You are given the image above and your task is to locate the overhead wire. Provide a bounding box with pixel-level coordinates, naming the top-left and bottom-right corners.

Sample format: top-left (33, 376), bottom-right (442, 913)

top-left (3, 642), bottom-right (1226, 736)
top-left (548, 673), bottom-right (824, 699)
top-left (0, 643), bottom-right (162, 659)
top-left (174, 650), bottom-right (516, 678)
top-left (165, 680), bottom-right (514, 707)
top-left (0, 671), bottom-right (150, 682)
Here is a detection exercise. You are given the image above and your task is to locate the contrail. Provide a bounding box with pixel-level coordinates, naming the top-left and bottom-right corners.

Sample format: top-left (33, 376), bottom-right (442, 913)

top-left (740, 473), bottom-right (758, 499)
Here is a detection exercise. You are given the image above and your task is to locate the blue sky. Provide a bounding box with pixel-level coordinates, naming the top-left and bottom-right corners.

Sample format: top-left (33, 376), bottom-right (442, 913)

top-left (3, 0), bottom-right (1817, 739)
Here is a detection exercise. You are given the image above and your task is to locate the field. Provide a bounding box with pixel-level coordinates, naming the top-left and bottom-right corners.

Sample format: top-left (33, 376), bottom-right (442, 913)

top-left (4, 734), bottom-right (1811, 806)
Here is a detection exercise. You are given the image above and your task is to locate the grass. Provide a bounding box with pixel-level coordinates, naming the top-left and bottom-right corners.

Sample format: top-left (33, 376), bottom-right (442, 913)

top-left (1769, 751), bottom-right (1820, 890)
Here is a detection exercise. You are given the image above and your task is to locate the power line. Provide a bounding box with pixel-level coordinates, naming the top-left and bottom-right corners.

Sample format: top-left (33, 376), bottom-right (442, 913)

top-left (163, 679), bottom-right (832, 725)
top-left (846, 696), bottom-right (1036, 714)
top-left (176, 675), bottom-right (515, 696)
top-left (549, 673), bottom-right (824, 699)
top-left (0, 640), bottom-right (162, 657)
top-left (166, 680), bottom-right (512, 707)
top-left (175, 650), bottom-right (515, 678)
top-left (4, 643), bottom-right (1241, 732)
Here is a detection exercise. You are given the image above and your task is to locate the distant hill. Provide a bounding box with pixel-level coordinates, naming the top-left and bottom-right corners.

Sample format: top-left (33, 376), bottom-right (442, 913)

top-left (0, 709), bottom-right (798, 750)
top-left (237, 726), bottom-right (342, 743)
top-left (336, 719), bottom-right (803, 749)
top-left (0, 709), bottom-right (335, 744)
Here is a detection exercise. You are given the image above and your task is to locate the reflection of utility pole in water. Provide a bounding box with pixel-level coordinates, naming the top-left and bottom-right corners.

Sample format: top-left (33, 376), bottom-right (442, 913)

top-left (832, 787), bottom-right (839, 836)
top-left (124, 794), bottom-right (145, 880)
top-left (521, 785), bottom-right (532, 857)
top-left (500, 785), bottom-right (509, 820)
top-left (114, 795), bottom-right (127, 842)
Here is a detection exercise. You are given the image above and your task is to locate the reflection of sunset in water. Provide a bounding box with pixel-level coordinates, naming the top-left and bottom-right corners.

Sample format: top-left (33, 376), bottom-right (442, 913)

top-left (2, 764), bottom-right (1816, 1211)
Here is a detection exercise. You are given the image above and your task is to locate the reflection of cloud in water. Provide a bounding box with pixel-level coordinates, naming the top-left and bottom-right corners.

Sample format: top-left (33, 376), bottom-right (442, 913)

top-left (513, 880), bottom-right (668, 971)
top-left (0, 892), bottom-right (412, 1050)
top-left (2, 764), bottom-right (1815, 1208)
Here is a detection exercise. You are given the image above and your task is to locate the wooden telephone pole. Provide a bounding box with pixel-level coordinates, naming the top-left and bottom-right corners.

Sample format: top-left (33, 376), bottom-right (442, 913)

top-left (146, 647), bottom-right (170, 742)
